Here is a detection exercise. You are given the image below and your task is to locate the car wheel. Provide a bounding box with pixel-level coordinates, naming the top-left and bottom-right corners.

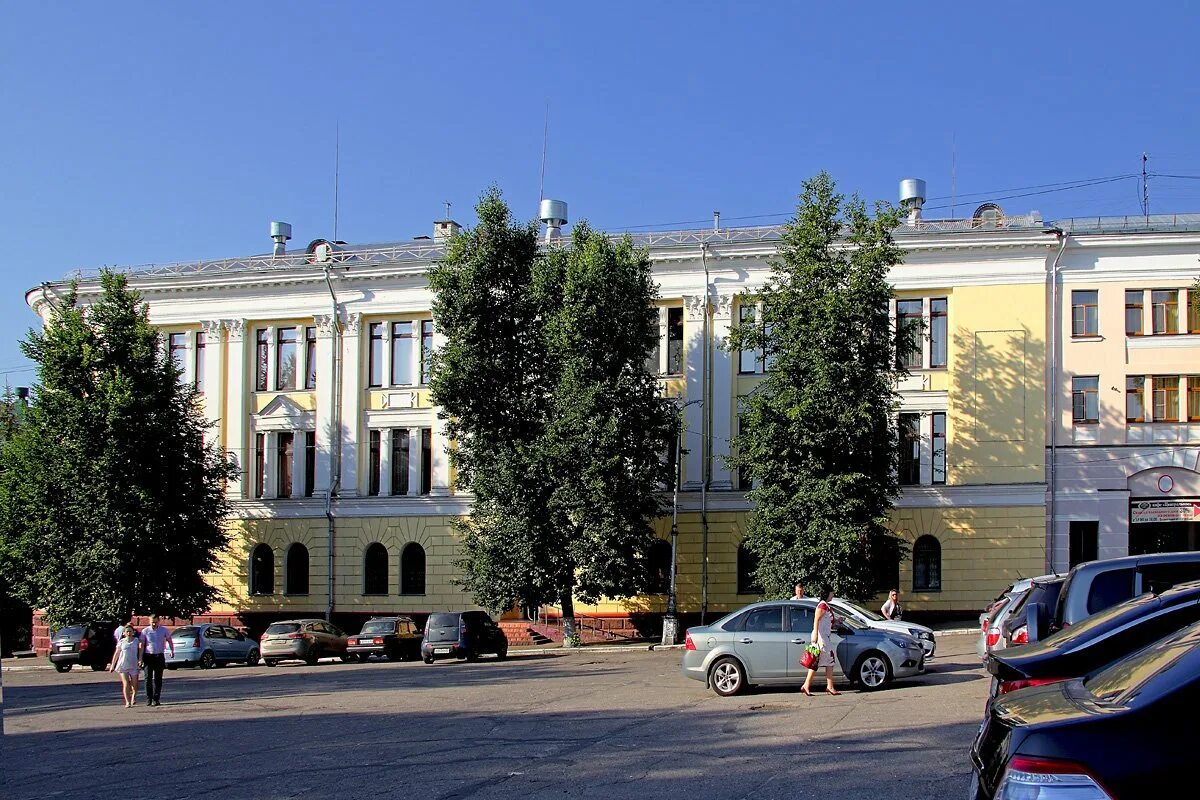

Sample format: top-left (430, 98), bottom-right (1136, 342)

top-left (305, 647), bottom-right (319, 667)
top-left (90, 662), bottom-right (107, 672)
top-left (166, 664), bottom-right (178, 670)
top-left (386, 649), bottom-right (402, 662)
top-left (54, 662), bottom-right (71, 673)
top-left (709, 656), bottom-right (746, 697)
top-left (466, 648), bottom-right (480, 662)
top-left (423, 657), bottom-right (434, 665)
top-left (198, 650), bottom-right (217, 670)
top-left (265, 659), bottom-right (278, 667)
top-left (496, 646), bottom-right (508, 661)
top-left (854, 651), bottom-right (892, 691)
top-left (246, 648), bottom-right (260, 667)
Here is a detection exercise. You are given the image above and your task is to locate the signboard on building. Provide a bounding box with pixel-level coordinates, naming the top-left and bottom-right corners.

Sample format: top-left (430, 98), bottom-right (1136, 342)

top-left (1131, 500), bottom-right (1200, 524)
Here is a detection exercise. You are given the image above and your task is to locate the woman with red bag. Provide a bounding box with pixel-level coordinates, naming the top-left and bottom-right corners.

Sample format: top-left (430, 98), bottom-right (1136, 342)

top-left (801, 587), bottom-right (840, 696)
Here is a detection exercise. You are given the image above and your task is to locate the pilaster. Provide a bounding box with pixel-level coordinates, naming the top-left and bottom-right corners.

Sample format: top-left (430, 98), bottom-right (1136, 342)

top-left (682, 294), bottom-right (707, 490)
top-left (313, 314), bottom-right (337, 495)
top-left (222, 319), bottom-right (248, 498)
top-left (709, 293), bottom-right (734, 491)
top-left (430, 326), bottom-right (451, 496)
top-left (378, 428), bottom-right (392, 497)
top-left (407, 427), bottom-right (422, 496)
top-left (200, 320), bottom-right (224, 448)
top-left (339, 312), bottom-right (363, 496)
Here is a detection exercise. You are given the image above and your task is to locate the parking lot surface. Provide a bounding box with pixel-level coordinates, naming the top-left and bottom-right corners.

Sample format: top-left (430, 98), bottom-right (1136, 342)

top-left (2, 635), bottom-right (985, 800)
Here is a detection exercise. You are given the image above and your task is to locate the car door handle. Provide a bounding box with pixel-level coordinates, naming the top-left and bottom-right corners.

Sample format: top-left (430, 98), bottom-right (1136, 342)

top-left (790, 638), bottom-right (806, 644)
top-left (738, 638), bottom-right (753, 644)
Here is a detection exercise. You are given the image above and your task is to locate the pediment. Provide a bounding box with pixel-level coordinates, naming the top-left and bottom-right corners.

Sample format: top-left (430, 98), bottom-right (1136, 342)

top-left (256, 395), bottom-right (311, 420)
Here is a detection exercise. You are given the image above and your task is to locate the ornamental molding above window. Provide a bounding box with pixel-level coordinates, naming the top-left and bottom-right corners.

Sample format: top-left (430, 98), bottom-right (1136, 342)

top-left (253, 396), bottom-right (315, 431)
top-left (380, 390), bottom-right (418, 409)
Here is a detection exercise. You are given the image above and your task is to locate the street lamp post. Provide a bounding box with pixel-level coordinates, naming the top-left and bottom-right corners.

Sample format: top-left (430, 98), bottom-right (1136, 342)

top-left (662, 399), bottom-right (700, 646)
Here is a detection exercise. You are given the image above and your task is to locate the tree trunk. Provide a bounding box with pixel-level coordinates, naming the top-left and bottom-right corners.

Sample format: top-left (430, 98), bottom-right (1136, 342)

top-left (559, 590), bottom-right (578, 647)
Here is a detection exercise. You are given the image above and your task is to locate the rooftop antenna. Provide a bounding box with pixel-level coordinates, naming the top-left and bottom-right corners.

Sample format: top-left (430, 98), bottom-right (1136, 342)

top-left (333, 122), bottom-right (341, 241)
top-left (444, 201), bottom-right (452, 220)
top-left (950, 133), bottom-right (958, 220)
top-left (538, 101), bottom-right (549, 201)
top-left (1141, 152), bottom-right (1149, 221)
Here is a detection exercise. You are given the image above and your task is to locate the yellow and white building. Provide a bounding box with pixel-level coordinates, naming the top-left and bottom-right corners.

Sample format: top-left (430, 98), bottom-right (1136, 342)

top-left (34, 192), bottom-right (1194, 626)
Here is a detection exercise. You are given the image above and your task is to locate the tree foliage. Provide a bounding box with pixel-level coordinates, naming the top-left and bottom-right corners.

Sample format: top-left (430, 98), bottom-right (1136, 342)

top-left (429, 189), bottom-right (674, 626)
top-left (726, 173), bottom-right (909, 600)
top-left (0, 272), bottom-right (238, 627)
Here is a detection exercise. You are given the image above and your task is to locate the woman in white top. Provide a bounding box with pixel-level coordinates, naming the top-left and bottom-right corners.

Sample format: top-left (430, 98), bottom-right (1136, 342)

top-left (801, 587), bottom-right (840, 697)
top-left (108, 625), bottom-right (142, 708)
top-left (881, 589), bottom-right (903, 621)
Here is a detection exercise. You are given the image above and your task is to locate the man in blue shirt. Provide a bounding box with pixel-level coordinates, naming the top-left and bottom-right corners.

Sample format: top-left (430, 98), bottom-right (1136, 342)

top-left (139, 614), bottom-right (175, 707)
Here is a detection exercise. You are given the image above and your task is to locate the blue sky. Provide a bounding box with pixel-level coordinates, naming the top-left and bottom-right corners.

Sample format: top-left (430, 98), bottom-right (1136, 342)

top-left (4, 3), bottom-right (1200, 380)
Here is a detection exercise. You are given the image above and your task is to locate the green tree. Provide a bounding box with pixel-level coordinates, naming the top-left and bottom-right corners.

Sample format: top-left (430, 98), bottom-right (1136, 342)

top-left (0, 272), bottom-right (238, 628)
top-left (727, 173), bottom-right (909, 600)
top-left (430, 190), bottom-right (674, 640)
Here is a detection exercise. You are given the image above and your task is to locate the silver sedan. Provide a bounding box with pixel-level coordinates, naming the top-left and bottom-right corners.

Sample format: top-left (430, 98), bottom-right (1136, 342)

top-left (681, 599), bottom-right (925, 696)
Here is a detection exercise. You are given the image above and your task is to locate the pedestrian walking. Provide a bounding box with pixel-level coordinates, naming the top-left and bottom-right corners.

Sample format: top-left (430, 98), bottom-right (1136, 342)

top-left (791, 581), bottom-right (806, 601)
top-left (107, 625), bottom-right (142, 708)
top-left (801, 587), bottom-right (840, 697)
top-left (881, 589), bottom-right (903, 621)
top-left (139, 614), bottom-right (175, 707)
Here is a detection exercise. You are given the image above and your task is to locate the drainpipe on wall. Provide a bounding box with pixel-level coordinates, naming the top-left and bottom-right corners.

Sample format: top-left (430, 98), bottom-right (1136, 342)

top-left (323, 265), bottom-right (344, 622)
top-left (1046, 229), bottom-right (1069, 573)
top-left (700, 244), bottom-right (712, 624)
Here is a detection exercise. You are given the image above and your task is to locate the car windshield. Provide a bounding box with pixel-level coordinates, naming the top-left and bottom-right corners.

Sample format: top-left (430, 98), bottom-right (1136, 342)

top-left (1039, 593), bottom-right (1156, 648)
top-left (839, 600), bottom-right (885, 622)
top-left (265, 623), bottom-right (300, 635)
top-left (360, 621), bottom-right (394, 634)
top-left (171, 626), bottom-right (199, 638)
top-left (54, 626), bottom-right (85, 638)
top-left (427, 614), bottom-right (460, 629)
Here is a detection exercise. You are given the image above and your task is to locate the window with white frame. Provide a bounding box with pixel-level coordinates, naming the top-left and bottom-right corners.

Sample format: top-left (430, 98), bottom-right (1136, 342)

top-left (365, 318), bottom-right (431, 388)
top-left (254, 324), bottom-right (316, 393)
top-left (253, 428), bottom-right (317, 500)
top-left (895, 411), bottom-right (948, 487)
top-left (738, 305), bottom-right (765, 374)
top-left (366, 426), bottom-right (433, 497)
top-left (1072, 376), bottom-right (1100, 424)
top-left (194, 332), bottom-right (206, 393)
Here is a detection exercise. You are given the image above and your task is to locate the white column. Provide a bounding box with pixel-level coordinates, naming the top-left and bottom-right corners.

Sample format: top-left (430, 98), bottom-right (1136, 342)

top-left (658, 306), bottom-right (669, 375)
top-left (709, 294), bottom-right (734, 490)
top-left (922, 297), bottom-right (932, 369)
top-left (378, 428), bottom-right (392, 497)
top-left (339, 312), bottom-right (363, 496)
top-left (223, 319), bottom-right (249, 498)
top-left (407, 428), bottom-right (421, 497)
top-left (313, 314), bottom-right (337, 496)
top-left (200, 320), bottom-right (224, 448)
top-left (264, 325), bottom-right (276, 393)
top-left (430, 326), bottom-right (450, 496)
top-left (382, 322), bottom-right (393, 387)
top-left (263, 431), bottom-right (277, 499)
top-left (682, 294), bottom-right (707, 490)
top-left (292, 431), bottom-right (306, 498)
top-left (920, 413), bottom-right (934, 485)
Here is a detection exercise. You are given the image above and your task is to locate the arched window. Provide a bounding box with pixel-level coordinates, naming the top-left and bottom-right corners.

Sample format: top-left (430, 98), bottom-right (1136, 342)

top-left (363, 543), bottom-right (389, 595)
top-left (249, 544), bottom-right (274, 596)
top-left (737, 542), bottom-right (762, 595)
top-left (913, 535), bottom-right (942, 592)
top-left (285, 543), bottom-right (310, 595)
top-left (400, 543), bottom-right (426, 596)
top-left (647, 539), bottom-right (672, 594)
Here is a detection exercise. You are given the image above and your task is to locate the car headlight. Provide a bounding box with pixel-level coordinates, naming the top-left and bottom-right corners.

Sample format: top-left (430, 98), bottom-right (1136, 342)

top-left (887, 636), bottom-right (913, 649)
top-left (915, 631), bottom-right (934, 641)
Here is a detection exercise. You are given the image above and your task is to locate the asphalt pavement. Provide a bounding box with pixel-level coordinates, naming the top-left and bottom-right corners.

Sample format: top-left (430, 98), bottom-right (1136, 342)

top-left (1, 634), bottom-right (986, 800)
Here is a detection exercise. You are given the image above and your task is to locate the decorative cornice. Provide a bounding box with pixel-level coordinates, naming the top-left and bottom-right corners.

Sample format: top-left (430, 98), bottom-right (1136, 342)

top-left (200, 319), bottom-right (224, 337)
top-left (222, 318), bottom-right (246, 343)
top-left (341, 311), bottom-right (362, 336)
top-left (684, 294), bottom-right (707, 321)
top-left (713, 293), bottom-right (734, 320)
top-left (314, 313), bottom-right (337, 338)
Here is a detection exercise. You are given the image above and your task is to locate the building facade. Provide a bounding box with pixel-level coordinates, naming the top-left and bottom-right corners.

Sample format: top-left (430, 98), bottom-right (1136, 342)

top-left (38, 206), bottom-right (1194, 627)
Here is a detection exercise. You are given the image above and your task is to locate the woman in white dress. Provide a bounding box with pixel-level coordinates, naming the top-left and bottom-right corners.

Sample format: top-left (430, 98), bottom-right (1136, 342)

top-left (107, 625), bottom-right (142, 708)
top-left (801, 587), bottom-right (840, 697)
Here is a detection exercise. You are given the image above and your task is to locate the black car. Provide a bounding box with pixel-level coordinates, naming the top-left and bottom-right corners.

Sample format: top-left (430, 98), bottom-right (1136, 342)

top-left (970, 619), bottom-right (1200, 798)
top-left (1000, 575), bottom-right (1066, 647)
top-left (987, 580), bottom-right (1200, 699)
top-left (347, 616), bottom-right (422, 662)
top-left (48, 622), bottom-right (118, 672)
top-left (421, 611), bottom-right (508, 663)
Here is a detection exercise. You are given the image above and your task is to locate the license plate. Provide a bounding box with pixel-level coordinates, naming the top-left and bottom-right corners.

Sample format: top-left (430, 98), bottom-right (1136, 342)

top-left (434, 648), bottom-right (451, 654)
top-left (57, 644), bottom-right (74, 651)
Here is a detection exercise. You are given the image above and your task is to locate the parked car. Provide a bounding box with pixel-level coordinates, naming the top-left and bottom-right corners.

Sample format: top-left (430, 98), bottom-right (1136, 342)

top-left (347, 616), bottom-right (422, 662)
top-left (681, 600), bottom-right (925, 697)
top-left (987, 579), bottom-right (1200, 701)
top-left (1042, 551), bottom-right (1200, 641)
top-left (166, 624), bottom-right (261, 669)
top-left (48, 622), bottom-right (118, 672)
top-left (420, 611), bottom-right (508, 663)
top-left (999, 575), bottom-right (1066, 647)
top-left (828, 597), bottom-right (936, 658)
top-left (260, 619), bottom-right (348, 666)
top-left (969, 619), bottom-right (1200, 799)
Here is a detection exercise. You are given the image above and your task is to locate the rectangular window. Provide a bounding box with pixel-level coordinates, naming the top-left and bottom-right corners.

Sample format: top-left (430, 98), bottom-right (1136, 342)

top-left (391, 321), bottom-right (414, 386)
top-left (1126, 290), bottom-right (1144, 336)
top-left (194, 332), bottom-right (206, 393)
top-left (1071, 290), bottom-right (1099, 337)
top-left (169, 333), bottom-right (187, 377)
top-left (420, 427), bottom-right (432, 495)
top-left (663, 427), bottom-right (679, 491)
top-left (1152, 290), bottom-right (1179, 335)
top-left (930, 298), bottom-right (948, 368)
top-left (1190, 291), bottom-right (1200, 335)
top-left (898, 412), bottom-right (920, 485)
top-left (368, 323), bottom-right (385, 388)
top-left (666, 307), bottom-right (684, 375)
top-left (896, 300), bottom-right (923, 369)
top-left (254, 433), bottom-right (265, 499)
top-left (390, 428), bottom-right (410, 496)
top-left (931, 412), bottom-right (946, 485)
top-left (276, 327), bottom-right (298, 391)
top-left (1069, 521), bottom-right (1099, 569)
top-left (368, 430), bottom-right (381, 496)
top-left (277, 432), bottom-right (294, 499)
top-left (304, 431), bottom-right (316, 498)
top-left (1189, 377), bottom-right (1200, 423)
top-left (1072, 376), bottom-right (1100, 424)
top-left (1126, 376), bottom-right (1145, 423)
top-left (420, 320), bottom-right (434, 385)
top-left (1153, 376), bottom-right (1180, 422)
top-left (304, 327), bottom-right (317, 390)
top-left (738, 305), bottom-right (763, 374)
top-left (255, 329), bottom-right (269, 391)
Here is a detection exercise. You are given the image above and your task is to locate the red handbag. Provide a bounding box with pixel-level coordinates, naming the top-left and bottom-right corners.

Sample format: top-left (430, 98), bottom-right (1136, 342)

top-left (799, 646), bottom-right (820, 669)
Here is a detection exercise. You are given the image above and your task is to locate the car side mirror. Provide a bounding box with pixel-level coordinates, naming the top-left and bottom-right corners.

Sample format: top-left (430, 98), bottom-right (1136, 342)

top-left (836, 623), bottom-right (854, 635)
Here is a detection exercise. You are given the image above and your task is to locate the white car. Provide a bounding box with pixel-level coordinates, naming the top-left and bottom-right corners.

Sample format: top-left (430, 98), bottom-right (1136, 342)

top-left (829, 598), bottom-right (936, 658)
